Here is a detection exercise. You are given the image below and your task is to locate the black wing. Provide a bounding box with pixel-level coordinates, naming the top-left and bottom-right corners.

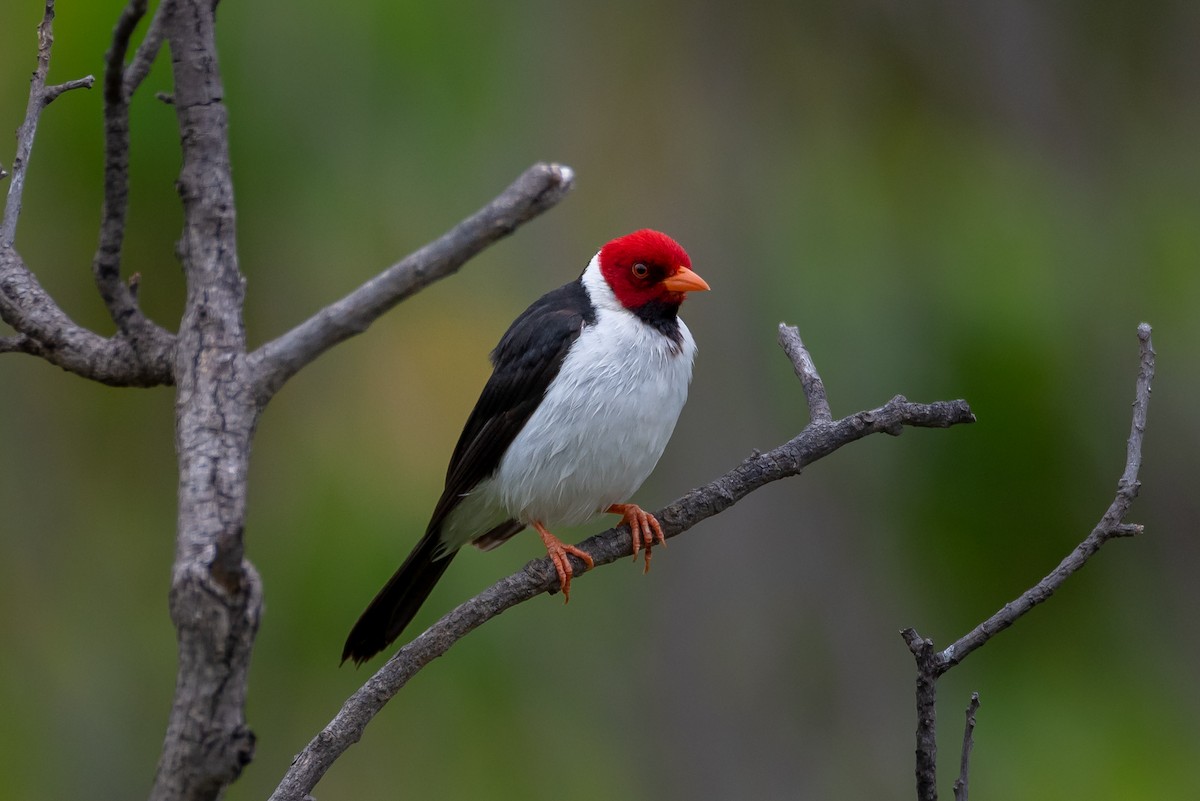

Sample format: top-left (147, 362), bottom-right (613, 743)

top-left (341, 278), bottom-right (595, 665)
top-left (428, 277), bottom-right (597, 533)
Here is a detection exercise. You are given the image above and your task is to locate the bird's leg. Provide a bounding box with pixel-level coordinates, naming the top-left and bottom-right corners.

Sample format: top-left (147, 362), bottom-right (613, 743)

top-left (607, 503), bottom-right (665, 574)
top-left (533, 521), bottom-right (594, 602)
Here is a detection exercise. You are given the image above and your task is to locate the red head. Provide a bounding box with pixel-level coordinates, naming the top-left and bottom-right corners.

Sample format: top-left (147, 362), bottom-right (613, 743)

top-left (598, 229), bottom-right (710, 311)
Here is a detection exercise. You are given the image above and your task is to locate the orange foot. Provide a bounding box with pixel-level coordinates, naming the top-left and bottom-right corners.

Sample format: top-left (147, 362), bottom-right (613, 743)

top-left (607, 503), bottom-right (665, 574)
top-left (534, 520), bottom-right (595, 602)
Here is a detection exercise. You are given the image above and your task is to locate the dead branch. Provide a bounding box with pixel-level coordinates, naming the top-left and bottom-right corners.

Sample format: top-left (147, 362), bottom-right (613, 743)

top-left (902, 323), bottom-right (1155, 801)
top-left (0, 0), bottom-right (173, 385)
top-left (1, 0), bottom-right (94, 246)
top-left (92, 0), bottom-right (156, 335)
top-left (952, 693), bottom-right (980, 801)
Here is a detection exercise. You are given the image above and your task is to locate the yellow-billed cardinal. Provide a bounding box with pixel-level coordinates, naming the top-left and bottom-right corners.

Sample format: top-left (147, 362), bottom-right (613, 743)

top-left (342, 229), bottom-right (709, 664)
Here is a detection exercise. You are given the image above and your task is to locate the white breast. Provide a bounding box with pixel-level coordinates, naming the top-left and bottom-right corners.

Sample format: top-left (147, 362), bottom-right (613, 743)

top-left (487, 305), bottom-right (696, 527)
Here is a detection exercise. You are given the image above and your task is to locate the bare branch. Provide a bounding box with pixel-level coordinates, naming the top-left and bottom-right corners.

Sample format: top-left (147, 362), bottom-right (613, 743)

top-left (952, 693), bottom-right (980, 801)
top-left (902, 323), bottom-right (1155, 801)
top-left (43, 76), bottom-right (96, 104)
top-left (150, 1), bottom-right (261, 798)
top-left (124, 0), bottom-right (168, 96)
top-left (938, 323), bottom-right (1154, 672)
top-left (778, 323), bottom-right (832, 423)
top-left (93, 0), bottom-right (158, 335)
top-left (2, 0), bottom-right (95, 246)
top-left (0, 0), bottom-right (174, 383)
top-left (902, 629), bottom-right (940, 801)
top-left (248, 161), bottom-right (575, 404)
top-left (0, 246), bottom-right (174, 385)
top-left (268, 325), bottom-right (976, 801)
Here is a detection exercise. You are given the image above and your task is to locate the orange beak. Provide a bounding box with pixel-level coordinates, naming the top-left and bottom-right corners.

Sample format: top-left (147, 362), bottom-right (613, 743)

top-left (661, 265), bottom-right (711, 293)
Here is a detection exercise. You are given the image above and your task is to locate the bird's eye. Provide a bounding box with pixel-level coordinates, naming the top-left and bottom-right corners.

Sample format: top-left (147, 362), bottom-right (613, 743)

top-left (632, 263), bottom-right (649, 278)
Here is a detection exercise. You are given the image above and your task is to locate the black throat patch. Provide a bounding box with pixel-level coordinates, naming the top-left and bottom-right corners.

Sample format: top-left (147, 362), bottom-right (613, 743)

top-left (631, 299), bottom-right (684, 351)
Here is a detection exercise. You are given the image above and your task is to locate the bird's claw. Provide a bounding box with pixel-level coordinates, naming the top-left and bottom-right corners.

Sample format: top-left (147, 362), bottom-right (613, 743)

top-left (610, 503), bottom-right (666, 574)
top-left (535, 521), bottom-right (593, 603)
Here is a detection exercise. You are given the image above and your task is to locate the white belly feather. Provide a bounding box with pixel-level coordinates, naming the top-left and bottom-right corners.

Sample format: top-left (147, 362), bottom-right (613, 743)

top-left (441, 308), bottom-right (696, 548)
top-left (494, 308), bottom-right (695, 523)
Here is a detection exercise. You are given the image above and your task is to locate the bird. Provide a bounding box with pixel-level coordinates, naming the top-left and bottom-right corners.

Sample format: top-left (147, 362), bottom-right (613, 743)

top-left (342, 229), bottom-right (710, 665)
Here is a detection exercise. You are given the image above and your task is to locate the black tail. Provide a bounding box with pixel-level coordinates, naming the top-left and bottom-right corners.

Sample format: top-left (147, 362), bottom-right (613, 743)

top-left (342, 528), bottom-right (456, 666)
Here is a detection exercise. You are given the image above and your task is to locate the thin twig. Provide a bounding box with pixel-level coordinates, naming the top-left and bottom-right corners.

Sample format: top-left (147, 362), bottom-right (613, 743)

top-left (778, 323), bottom-right (833, 423)
top-left (0, 0), bottom-right (54, 245)
top-left (2, 0), bottom-right (95, 246)
top-left (268, 326), bottom-right (975, 801)
top-left (952, 693), bottom-right (980, 801)
top-left (903, 323), bottom-right (1155, 801)
top-left (92, 0), bottom-right (153, 334)
top-left (43, 76), bottom-right (96, 104)
top-left (248, 162), bottom-right (576, 404)
top-left (123, 0), bottom-right (167, 95)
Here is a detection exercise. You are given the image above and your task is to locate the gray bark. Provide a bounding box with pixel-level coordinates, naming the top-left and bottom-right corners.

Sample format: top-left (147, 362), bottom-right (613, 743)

top-left (148, 2), bottom-right (261, 797)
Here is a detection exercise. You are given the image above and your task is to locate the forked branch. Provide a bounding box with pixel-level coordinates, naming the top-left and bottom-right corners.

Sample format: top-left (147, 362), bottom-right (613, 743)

top-left (902, 322), bottom-right (1155, 801)
top-left (0, 0), bottom-right (174, 386)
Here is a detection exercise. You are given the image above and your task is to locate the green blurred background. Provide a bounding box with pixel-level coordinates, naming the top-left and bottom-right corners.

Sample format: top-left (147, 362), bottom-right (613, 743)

top-left (2, 1), bottom-right (1198, 799)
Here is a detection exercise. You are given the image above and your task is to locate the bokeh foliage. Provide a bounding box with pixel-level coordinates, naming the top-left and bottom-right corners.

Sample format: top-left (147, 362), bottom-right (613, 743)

top-left (2, 1), bottom-right (1198, 799)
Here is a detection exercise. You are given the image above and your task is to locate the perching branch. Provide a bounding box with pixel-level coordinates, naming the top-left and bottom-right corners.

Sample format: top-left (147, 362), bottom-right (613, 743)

top-left (268, 324), bottom-right (976, 801)
top-left (902, 322), bottom-right (1155, 801)
top-left (247, 161), bottom-right (575, 404)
